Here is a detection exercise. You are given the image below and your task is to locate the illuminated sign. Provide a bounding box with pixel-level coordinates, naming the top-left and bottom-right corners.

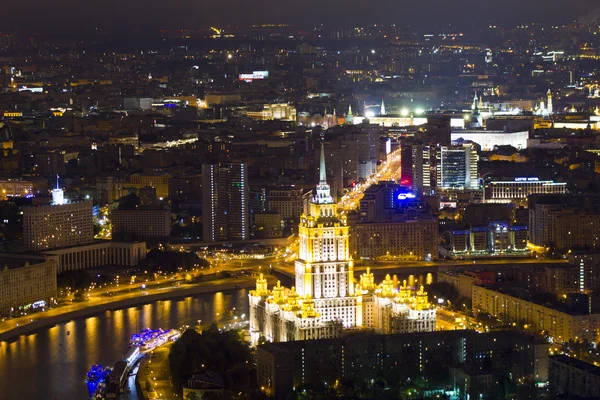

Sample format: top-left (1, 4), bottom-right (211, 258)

top-left (31, 300), bottom-right (46, 309)
top-left (397, 193), bottom-right (416, 201)
top-left (239, 71), bottom-right (269, 82)
top-left (515, 177), bottom-right (539, 182)
top-left (18, 86), bottom-right (43, 93)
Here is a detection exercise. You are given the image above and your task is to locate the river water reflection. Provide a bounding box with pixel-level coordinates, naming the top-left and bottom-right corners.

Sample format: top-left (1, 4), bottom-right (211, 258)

top-left (0, 289), bottom-right (248, 400)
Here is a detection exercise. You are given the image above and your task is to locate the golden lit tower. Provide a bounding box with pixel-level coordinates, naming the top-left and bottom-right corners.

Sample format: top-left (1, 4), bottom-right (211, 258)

top-left (295, 142), bottom-right (361, 327)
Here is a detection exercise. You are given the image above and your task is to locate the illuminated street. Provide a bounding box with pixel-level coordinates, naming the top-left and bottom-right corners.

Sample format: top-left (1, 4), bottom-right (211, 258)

top-left (338, 147), bottom-right (402, 213)
top-left (0, 275), bottom-right (274, 339)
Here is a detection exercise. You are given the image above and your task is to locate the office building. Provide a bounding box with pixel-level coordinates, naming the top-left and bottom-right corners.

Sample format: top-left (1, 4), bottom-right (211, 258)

top-left (202, 162), bottom-right (249, 242)
top-left (444, 222), bottom-right (528, 257)
top-left (437, 144), bottom-right (479, 190)
top-left (483, 177), bottom-right (567, 204)
top-left (249, 144), bottom-right (435, 343)
top-left (23, 190), bottom-right (93, 252)
top-left (0, 255), bottom-right (57, 316)
top-left (111, 209), bottom-right (171, 238)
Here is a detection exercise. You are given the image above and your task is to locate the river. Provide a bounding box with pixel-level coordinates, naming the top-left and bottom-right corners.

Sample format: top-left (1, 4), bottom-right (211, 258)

top-left (0, 288), bottom-right (249, 400)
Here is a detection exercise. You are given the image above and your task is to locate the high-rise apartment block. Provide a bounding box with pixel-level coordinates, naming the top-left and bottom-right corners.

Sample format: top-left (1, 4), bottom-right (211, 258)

top-left (202, 162), bottom-right (249, 242)
top-left (401, 141), bottom-right (437, 195)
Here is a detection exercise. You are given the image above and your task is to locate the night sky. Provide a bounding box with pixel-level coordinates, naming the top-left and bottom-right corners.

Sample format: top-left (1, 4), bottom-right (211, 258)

top-left (3, 0), bottom-right (599, 32)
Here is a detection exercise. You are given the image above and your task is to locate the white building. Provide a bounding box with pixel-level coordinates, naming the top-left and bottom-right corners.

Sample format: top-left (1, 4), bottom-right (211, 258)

top-left (249, 144), bottom-right (436, 342)
top-left (451, 130), bottom-right (529, 150)
top-left (23, 193), bottom-right (94, 252)
top-left (43, 241), bottom-right (147, 273)
top-left (484, 177), bottom-right (567, 204)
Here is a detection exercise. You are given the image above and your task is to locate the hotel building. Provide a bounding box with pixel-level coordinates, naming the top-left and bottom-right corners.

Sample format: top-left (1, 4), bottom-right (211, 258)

top-left (249, 144), bottom-right (436, 342)
top-left (484, 177), bottom-right (567, 204)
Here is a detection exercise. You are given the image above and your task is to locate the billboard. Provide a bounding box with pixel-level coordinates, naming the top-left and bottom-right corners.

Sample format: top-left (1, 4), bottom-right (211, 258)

top-left (239, 71), bottom-right (269, 82)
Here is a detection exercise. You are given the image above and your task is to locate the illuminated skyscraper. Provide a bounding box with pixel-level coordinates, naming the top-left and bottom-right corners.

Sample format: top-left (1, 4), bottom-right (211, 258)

top-left (437, 144), bottom-right (479, 190)
top-left (202, 162), bottom-right (249, 242)
top-left (249, 143), bottom-right (436, 342)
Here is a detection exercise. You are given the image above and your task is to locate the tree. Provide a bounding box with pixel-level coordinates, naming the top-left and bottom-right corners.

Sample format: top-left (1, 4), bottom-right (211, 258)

top-left (169, 324), bottom-right (255, 396)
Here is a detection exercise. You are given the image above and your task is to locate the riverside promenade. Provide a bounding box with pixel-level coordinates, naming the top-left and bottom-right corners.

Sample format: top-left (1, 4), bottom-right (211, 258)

top-left (0, 275), bottom-right (275, 342)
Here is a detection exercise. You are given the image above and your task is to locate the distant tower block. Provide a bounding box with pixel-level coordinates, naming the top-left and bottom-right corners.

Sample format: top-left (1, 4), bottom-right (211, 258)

top-left (547, 89), bottom-right (553, 115)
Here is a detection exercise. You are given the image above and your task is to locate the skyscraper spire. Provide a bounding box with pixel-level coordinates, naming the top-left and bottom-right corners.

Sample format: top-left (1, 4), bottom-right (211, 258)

top-left (314, 142), bottom-right (333, 204)
top-left (472, 91), bottom-right (479, 111)
top-left (380, 96), bottom-right (386, 115)
top-left (319, 142), bottom-right (327, 184)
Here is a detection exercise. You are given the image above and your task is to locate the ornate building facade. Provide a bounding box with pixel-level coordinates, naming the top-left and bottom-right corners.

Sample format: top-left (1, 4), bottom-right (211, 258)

top-left (249, 144), bottom-right (436, 342)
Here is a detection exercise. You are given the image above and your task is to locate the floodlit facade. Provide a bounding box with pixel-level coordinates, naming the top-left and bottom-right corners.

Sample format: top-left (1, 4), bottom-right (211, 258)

top-left (451, 130), bottom-right (529, 150)
top-left (249, 144), bottom-right (436, 342)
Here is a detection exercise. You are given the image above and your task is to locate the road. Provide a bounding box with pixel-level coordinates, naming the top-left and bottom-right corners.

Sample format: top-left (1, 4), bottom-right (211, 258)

top-left (338, 148), bottom-right (401, 213)
top-left (269, 257), bottom-right (567, 279)
top-left (137, 344), bottom-right (175, 400)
